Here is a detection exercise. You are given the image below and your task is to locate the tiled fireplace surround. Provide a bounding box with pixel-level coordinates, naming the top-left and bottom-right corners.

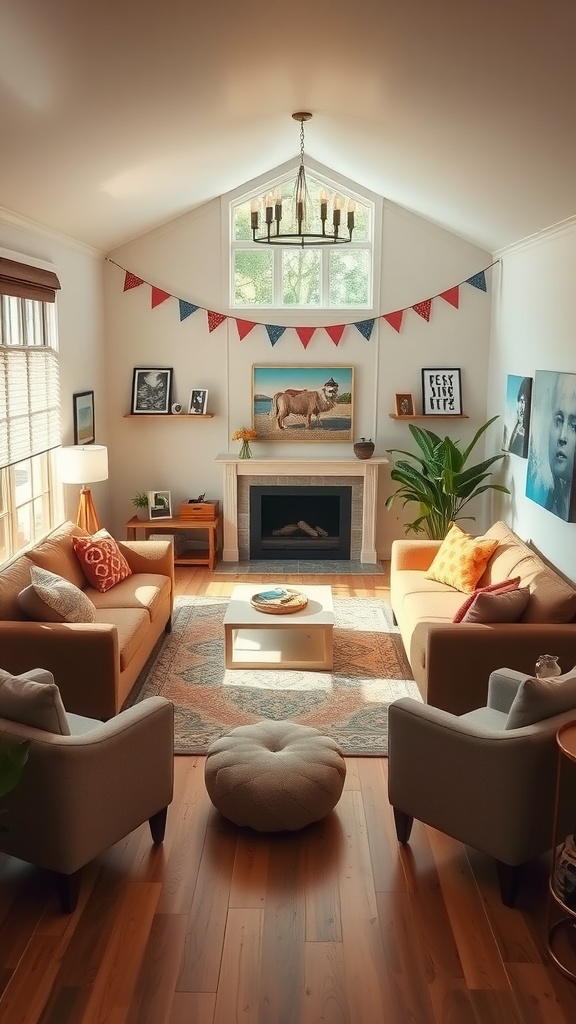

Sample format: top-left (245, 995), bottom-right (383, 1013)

top-left (216, 456), bottom-right (388, 564)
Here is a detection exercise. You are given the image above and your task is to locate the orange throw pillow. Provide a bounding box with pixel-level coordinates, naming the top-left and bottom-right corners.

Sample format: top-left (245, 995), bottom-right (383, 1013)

top-left (425, 522), bottom-right (499, 594)
top-left (72, 532), bottom-right (132, 593)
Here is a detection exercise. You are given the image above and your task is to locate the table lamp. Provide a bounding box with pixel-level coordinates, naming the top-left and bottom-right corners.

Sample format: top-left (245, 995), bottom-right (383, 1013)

top-left (58, 445), bottom-right (109, 534)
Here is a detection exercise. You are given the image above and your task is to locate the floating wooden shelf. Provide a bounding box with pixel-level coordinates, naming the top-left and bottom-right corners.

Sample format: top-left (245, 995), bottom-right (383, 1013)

top-left (123, 413), bottom-right (214, 418)
top-left (389, 414), bottom-right (469, 420)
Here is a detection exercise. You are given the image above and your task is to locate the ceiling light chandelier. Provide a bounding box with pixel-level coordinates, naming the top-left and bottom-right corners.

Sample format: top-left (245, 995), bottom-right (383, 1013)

top-left (250, 112), bottom-right (355, 247)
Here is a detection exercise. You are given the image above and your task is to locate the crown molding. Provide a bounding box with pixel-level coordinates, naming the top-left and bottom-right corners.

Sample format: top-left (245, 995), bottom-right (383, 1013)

top-left (0, 205), bottom-right (103, 260)
top-left (494, 213), bottom-right (576, 259)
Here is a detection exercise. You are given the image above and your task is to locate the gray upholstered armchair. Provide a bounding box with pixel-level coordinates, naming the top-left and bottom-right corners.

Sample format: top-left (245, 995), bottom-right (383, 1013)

top-left (0, 670), bottom-right (174, 912)
top-left (388, 667), bottom-right (576, 906)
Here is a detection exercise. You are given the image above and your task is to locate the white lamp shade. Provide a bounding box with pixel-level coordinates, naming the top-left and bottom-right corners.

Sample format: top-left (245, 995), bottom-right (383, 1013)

top-left (58, 445), bottom-right (109, 485)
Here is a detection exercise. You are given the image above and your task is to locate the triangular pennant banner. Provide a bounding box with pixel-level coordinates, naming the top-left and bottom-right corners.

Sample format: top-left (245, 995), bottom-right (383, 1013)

top-left (207, 310), bottom-right (227, 333)
top-left (296, 327), bottom-right (316, 349)
top-left (466, 271), bottom-right (487, 292)
top-left (265, 325), bottom-right (286, 346)
top-left (439, 286), bottom-right (460, 308)
top-left (236, 319), bottom-right (257, 341)
top-left (324, 324), bottom-right (346, 346)
top-left (179, 299), bottom-right (199, 321)
top-left (412, 299), bottom-right (432, 321)
top-left (383, 310), bottom-right (404, 333)
top-left (123, 272), bottom-right (144, 291)
top-left (354, 319), bottom-right (375, 341)
top-left (151, 287), bottom-right (171, 308)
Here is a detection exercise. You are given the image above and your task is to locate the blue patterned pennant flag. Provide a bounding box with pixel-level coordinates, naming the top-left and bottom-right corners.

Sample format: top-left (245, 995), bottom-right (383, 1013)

top-left (354, 319), bottom-right (375, 341)
top-left (265, 325), bottom-right (286, 346)
top-left (179, 299), bottom-right (199, 320)
top-left (466, 271), bottom-right (487, 292)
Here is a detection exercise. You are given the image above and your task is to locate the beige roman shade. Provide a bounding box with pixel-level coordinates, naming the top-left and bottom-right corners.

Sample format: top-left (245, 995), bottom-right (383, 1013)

top-left (0, 258), bottom-right (61, 302)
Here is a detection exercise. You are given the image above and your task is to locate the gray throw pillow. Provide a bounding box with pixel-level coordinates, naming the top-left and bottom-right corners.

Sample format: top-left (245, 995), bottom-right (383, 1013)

top-left (0, 667), bottom-right (70, 734)
top-left (18, 565), bottom-right (96, 623)
top-left (461, 586), bottom-right (530, 624)
top-left (505, 670), bottom-right (576, 729)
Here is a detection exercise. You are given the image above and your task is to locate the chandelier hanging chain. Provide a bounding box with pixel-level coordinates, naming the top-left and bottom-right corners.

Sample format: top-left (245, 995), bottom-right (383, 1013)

top-left (250, 113), bottom-right (355, 247)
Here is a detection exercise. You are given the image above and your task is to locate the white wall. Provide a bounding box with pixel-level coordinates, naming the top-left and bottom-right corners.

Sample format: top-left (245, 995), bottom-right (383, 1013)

top-left (488, 219), bottom-right (576, 582)
top-left (0, 210), bottom-right (107, 525)
top-left (106, 184), bottom-right (492, 553)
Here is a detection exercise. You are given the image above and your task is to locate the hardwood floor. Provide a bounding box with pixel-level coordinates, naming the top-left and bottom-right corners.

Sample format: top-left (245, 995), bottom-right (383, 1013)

top-left (1, 565), bottom-right (576, 1023)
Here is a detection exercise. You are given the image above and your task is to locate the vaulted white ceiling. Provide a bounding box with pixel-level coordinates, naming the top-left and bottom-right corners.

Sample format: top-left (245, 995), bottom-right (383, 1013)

top-left (1, 0), bottom-right (575, 254)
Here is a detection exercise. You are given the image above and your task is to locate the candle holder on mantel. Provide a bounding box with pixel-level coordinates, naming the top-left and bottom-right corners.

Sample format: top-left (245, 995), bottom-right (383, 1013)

top-left (353, 438), bottom-right (375, 460)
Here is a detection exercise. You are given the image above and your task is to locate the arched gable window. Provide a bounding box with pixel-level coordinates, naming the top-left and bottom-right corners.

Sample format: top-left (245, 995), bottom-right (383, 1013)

top-left (229, 165), bottom-right (377, 312)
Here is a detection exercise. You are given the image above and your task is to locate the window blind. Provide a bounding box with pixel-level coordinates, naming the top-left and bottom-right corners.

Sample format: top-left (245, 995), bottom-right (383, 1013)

top-left (0, 347), bottom-right (61, 469)
top-left (0, 258), bottom-right (61, 302)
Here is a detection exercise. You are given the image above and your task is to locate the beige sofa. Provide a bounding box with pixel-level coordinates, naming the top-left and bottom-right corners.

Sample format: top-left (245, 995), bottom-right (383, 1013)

top-left (390, 521), bottom-right (576, 715)
top-left (0, 521), bottom-right (174, 719)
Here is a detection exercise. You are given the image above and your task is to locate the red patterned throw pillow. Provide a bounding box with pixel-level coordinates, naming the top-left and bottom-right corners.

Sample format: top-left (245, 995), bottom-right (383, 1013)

top-left (72, 532), bottom-right (132, 593)
top-left (452, 577), bottom-right (521, 623)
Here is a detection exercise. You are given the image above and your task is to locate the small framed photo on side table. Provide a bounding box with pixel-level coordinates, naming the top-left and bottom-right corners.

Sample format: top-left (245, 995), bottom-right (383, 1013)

top-left (421, 368), bottom-right (462, 415)
top-left (394, 393), bottom-right (415, 417)
top-left (189, 389), bottom-right (208, 414)
top-left (148, 490), bottom-right (172, 520)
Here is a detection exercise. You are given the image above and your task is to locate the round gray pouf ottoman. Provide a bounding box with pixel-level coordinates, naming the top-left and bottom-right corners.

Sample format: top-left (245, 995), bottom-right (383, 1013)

top-left (204, 720), bottom-right (346, 831)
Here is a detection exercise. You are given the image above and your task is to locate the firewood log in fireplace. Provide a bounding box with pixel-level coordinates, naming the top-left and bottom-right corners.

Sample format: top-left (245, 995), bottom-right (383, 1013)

top-left (315, 525), bottom-right (328, 537)
top-left (297, 520), bottom-right (319, 537)
top-left (272, 523), bottom-right (300, 536)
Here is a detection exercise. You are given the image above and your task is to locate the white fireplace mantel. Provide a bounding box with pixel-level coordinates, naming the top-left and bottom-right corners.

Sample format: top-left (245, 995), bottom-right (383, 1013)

top-left (216, 455), bottom-right (389, 564)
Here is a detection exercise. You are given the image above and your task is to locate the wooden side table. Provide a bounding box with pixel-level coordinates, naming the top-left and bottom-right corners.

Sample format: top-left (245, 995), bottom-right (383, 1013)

top-left (125, 515), bottom-right (221, 569)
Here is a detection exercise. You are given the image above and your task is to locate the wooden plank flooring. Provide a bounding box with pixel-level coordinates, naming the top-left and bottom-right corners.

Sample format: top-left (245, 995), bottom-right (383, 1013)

top-left (1, 565), bottom-right (576, 1023)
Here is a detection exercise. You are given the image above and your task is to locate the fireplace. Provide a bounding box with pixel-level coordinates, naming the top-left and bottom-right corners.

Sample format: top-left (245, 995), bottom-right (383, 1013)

top-left (249, 485), bottom-right (352, 560)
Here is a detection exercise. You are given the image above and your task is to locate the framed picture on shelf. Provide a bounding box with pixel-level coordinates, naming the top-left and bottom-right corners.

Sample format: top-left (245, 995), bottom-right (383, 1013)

top-left (421, 367), bottom-right (462, 415)
top-left (394, 393), bottom-right (415, 417)
top-left (188, 389), bottom-right (209, 415)
top-left (252, 364), bottom-right (354, 442)
top-left (73, 391), bottom-right (95, 444)
top-left (148, 490), bottom-right (172, 520)
top-left (131, 368), bottom-right (173, 414)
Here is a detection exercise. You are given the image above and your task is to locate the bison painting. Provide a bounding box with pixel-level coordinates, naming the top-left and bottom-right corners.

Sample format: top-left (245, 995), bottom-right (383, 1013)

top-left (271, 378), bottom-right (339, 430)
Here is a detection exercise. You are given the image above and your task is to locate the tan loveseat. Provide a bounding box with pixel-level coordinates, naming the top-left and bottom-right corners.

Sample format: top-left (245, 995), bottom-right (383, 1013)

top-left (390, 521), bottom-right (576, 715)
top-left (0, 521), bottom-right (174, 719)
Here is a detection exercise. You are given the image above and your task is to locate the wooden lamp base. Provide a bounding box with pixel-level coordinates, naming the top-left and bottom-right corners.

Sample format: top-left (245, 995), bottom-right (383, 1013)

top-left (76, 487), bottom-right (101, 535)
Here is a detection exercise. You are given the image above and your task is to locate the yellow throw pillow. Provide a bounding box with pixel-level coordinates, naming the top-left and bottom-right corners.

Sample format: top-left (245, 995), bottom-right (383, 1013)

top-left (425, 523), bottom-right (499, 594)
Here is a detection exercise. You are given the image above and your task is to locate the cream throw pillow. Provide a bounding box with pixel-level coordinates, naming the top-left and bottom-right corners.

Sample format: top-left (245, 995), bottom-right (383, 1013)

top-left (506, 670), bottom-right (576, 729)
top-left (425, 523), bottom-right (499, 594)
top-left (0, 667), bottom-right (70, 734)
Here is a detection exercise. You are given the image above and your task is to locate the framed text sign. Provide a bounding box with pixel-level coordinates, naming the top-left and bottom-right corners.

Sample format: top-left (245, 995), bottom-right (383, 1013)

top-left (421, 368), bottom-right (462, 415)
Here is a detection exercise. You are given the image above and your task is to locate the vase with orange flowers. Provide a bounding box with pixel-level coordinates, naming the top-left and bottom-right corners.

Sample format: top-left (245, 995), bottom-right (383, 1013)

top-left (232, 427), bottom-right (256, 459)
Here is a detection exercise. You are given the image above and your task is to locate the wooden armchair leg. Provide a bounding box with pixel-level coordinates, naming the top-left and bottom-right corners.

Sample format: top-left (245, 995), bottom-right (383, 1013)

top-left (149, 806), bottom-right (168, 844)
top-left (54, 868), bottom-right (82, 913)
top-left (496, 860), bottom-right (523, 907)
top-left (393, 808), bottom-right (414, 844)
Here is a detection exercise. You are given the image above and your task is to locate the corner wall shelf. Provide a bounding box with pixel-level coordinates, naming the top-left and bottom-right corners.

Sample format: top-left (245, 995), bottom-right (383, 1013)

top-left (389, 413), bottom-right (469, 420)
top-left (123, 413), bottom-right (214, 419)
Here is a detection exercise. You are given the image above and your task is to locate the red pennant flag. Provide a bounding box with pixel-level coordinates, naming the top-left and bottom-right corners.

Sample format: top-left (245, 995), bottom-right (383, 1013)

top-left (383, 310), bottom-right (404, 333)
top-left (123, 272), bottom-right (143, 291)
top-left (439, 286), bottom-right (460, 308)
top-left (324, 324), bottom-right (346, 346)
top-left (207, 310), bottom-right (227, 333)
top-left (296, 327), bottom-right (316, 349)
top-left (412, 299), bottom-right (432, 321)
top-left (151, 287), bottom-right (171, 308)
top-left (236, 319), bottom-right (257, 341)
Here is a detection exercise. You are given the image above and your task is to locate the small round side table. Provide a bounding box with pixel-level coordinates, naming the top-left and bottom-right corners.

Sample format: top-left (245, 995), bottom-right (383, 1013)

top-left (547, 721), bottom-right (576, 982)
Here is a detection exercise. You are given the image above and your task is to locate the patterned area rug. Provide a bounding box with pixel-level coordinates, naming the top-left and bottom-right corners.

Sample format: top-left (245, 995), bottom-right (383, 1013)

top-left (128, 596), bottom-right (421, 756)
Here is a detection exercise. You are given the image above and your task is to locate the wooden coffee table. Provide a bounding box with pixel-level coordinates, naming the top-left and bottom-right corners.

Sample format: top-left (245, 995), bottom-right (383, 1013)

top-left (224, 584), bottom-right (334, 670)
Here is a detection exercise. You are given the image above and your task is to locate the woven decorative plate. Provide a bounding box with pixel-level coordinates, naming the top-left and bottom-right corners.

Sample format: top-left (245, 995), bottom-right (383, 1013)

top-left (250, 587), bottom-right (309, 615)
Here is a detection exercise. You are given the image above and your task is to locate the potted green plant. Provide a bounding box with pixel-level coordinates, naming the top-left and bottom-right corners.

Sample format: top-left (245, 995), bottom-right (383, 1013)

top-left (385, 415), bottom-right (509, 539)
top-left (131, 491), bottom-right (149, 521)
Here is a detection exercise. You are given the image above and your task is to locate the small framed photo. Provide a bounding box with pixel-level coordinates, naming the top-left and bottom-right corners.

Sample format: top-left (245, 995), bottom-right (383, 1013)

top-left (131, 368), bottom-right (173, 414)
top-left (421, 367), bottom-right (462, 415)
top-left (188, 389), bottom-right (208, 415)
top-left (73, 391), bottom-right (95, 444)
top-left (148, 490), bottom-right (172, 520)
top-left (394, 393), bottom-right (414, 417)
